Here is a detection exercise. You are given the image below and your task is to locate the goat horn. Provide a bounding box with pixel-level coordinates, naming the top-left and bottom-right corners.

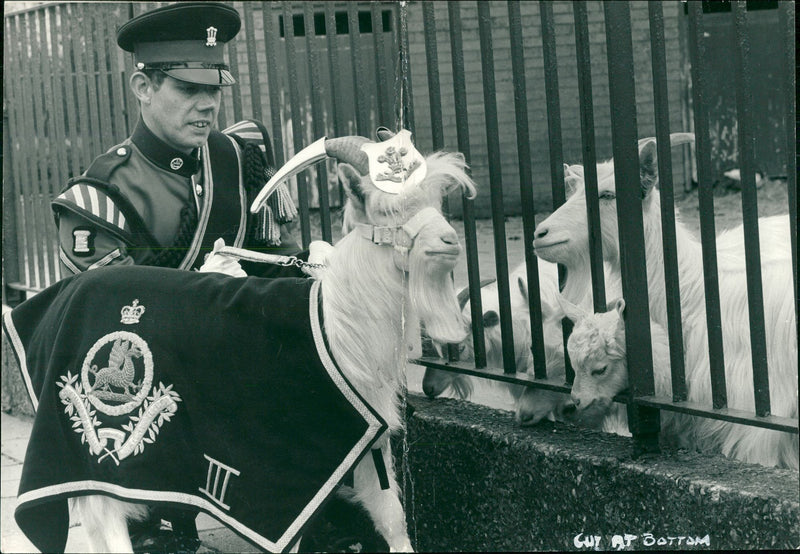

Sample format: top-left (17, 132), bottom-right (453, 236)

top-left (637, 132), bottom-right (695, 150)
top-left (456, 278), bottom-right (497, 310)
top-left (250, 136), bottom-right (372, 213)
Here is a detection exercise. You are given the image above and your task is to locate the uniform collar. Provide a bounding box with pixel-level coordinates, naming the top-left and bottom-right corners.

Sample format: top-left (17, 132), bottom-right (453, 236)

top-left (131, 118), bottom-right (201, 177)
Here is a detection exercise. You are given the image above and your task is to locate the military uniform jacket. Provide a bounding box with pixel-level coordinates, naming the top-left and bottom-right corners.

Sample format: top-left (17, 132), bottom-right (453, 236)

top-left (53, 119), bottom-right (300, 276)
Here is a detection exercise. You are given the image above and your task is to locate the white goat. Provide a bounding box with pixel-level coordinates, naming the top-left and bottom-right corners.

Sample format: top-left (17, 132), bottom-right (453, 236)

top-left (533, 134), bottom-right (798, 468)
top-left (561, 295), bottom-right (798, 468)
top-left (420, 262), bottom-right (571, 424)
top-left (67, 130), bottom-right (477, 552)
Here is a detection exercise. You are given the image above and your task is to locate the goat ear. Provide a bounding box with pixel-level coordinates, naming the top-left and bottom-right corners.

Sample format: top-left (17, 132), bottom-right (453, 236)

top-left (338, 163), bottom-right (367, 208)
top-left (608, 297), bottom-right (626, 315)
top-left (555, 294), bottom-right (586, 323)
top-left (638, 140), bottom-right (658, 197)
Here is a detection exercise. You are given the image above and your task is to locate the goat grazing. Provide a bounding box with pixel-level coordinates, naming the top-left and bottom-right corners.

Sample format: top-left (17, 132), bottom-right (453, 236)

top-left (560, 295), bottom-right (797, 468)
top-left (3, 129), bottom-right (476, 552)
top-left (533, 134), bottom-right (798, 468)
top-left (421, 262), bottom-right (571, 425)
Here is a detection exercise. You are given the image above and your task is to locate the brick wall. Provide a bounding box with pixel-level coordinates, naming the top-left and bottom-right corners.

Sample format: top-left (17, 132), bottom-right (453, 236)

top-left (405, 1), bottom-right (688, 216)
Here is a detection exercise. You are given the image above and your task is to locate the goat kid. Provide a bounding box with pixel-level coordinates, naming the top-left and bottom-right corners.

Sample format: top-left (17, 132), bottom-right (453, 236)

top-left (561, 296), bottom-right (798, 468)
top-left (422, 262), bottom-right (573, 425)
top-left (63, 130), bottom-right (477, 552)
top-left (533, 134), bottom-right (797, 468)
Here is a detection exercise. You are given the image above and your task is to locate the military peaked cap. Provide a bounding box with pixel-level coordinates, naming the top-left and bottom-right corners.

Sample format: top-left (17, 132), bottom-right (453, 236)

top-left (117, 2), bottom-right (241, 86)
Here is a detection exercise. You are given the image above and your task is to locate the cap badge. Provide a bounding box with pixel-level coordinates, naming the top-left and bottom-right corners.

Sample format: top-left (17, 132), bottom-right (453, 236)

top-left (170, 157), bottom-right (184, 171)
top-left (121, 299), bottom-right (145, 325)
top-left (206, 26), bottom-right (218, 47)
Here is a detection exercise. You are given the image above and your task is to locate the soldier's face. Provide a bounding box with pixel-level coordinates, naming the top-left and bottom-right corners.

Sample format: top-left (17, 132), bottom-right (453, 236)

top-left (144, 76), bottom-right (222, 154)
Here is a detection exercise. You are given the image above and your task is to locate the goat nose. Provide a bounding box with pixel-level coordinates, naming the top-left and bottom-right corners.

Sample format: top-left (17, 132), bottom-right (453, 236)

top-left (441, 232), bottom-right (458, 245)
top-left (534, 226), bottom-right (548, 239)
top-left (571, 395), bottom-right (580, 407)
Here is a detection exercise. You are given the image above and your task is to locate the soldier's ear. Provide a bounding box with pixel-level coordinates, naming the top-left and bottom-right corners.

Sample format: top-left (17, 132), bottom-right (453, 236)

top-left (130, 72), bottom-right (153, 105)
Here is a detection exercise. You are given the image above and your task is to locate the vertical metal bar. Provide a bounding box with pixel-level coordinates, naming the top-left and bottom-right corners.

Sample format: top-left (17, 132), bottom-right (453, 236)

top-left (325, 3), bottom-right (346, 207)
top-left (573, 1), bottom-right (605, 313)
top-left (90, 6), bottom-right (114, 152)
top-left (263, 3), bottom-right (286, 167)
top-left (421, 1), bottom-right (459, 362)
top-left (648, 0), bottom-right (687, 403)
top-left (397, 2), bottom-right (415, 134)
top-left (40, 8), bottom-right (66, 283)
top-left (731, 0), bottom-right (770, 417)
top-left (603, 0), bottom-right (660, 455)
top-left (43, 7), bottom-right (67, 196)
top-left (508, 0), bottom-right (547, 379)
top-left (448, 2), bottom-right (486, 369)
top-left (26, 11), bottom-right (51, 288)
top-left (80, 5), bottom-right (103, 159)
top-left (282, 1), bottom-right (311, 248)
top-left (304, 2), bottom-right (332, 242)
top-left (3, 23), bottom-right (23, 302)
top-left (105, 5), bottom-right (128, 140)
top-left (539, 0), bottom-right (573, 385)
top-left (325, 3), bottom-right (345, 139)
top-left (687, 1), bottom-right (727, 410)
top-left (477, 1), bottom-right (515, 374)
top-left (371, 2), bottom-right (389, 127)
top-left (226, 20), bottom-right (243, 123)
top-left (347, 3), bottom-right (368, 136)
top-left (422, 2), bottom-right (443, 151)
top-left (243, 2), bottom-right (263, 123)
top-left (778, 1), bottom-right (797, 335)
top-left (60, 4), bottom-right (83, 179)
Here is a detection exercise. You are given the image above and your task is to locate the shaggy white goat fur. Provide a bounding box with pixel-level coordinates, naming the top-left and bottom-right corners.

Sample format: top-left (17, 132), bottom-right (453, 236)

top-left (563, 296), bottom-right (798, 468)
top-left (421, 261), bottom-right (571, 424)
top-left (72, 149), bottom-right (477, 552)
top-left (533, 137), bottom-right (798, 468)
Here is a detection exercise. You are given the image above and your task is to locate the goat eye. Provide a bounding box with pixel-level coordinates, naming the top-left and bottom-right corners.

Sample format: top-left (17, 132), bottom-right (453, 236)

top-left (599, 191), bottom-right (616, 200)
top-left (591, 366), bottom-right (608, 376)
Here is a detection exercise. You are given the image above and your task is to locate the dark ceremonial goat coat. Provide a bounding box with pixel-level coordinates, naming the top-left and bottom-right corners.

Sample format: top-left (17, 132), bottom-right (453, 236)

top-left (2, 266), bottom-right (387, 553)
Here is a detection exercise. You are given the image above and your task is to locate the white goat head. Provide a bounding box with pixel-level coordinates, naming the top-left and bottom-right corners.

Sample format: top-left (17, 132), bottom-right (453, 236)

top-left (253, 128), bottom-right (476, 348)
top-left (559, 295), bottom-right (629, 419)
top-left (532, 133), bottom-right (694, 267)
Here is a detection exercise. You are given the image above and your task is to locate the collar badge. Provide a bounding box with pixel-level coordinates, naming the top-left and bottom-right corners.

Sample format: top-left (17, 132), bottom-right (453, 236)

top-left (206, 26), bottom-right (218, 47)
top-left (170, 157), bottom-right (184, 170)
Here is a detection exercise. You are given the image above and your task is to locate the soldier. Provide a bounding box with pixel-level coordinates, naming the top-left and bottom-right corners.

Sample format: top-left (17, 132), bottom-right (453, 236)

top-left (53, 2), bottom-right (301, 280)
top-left (50, 3), bottom-right (305, 552)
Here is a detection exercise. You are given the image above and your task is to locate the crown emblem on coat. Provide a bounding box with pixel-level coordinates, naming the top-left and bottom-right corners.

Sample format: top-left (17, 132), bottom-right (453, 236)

top-left (206, 26), bottom-right (218, 47)
top-left (121, 299), bottom-right (146, 325)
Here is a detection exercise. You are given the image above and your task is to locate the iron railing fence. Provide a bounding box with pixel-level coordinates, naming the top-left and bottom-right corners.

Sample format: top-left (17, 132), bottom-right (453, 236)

top-left (417, 0), bottom-right (797, 451)
top-left (3, 1), bottom-right (797, 456)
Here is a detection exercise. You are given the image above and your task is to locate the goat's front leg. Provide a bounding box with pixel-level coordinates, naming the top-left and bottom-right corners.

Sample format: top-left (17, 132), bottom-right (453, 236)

top-left (350, 440), bottom-right (413, 552)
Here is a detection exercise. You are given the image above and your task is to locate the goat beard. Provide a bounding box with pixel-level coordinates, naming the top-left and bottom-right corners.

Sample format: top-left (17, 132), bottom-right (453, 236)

top-left (407, 251), bottom-right (467, 345)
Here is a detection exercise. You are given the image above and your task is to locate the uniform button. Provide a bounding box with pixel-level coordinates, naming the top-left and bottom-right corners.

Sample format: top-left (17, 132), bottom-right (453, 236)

top-left (116, 147), bottom-right (127, 156)
top-left (195, 184), bottom-right (203, 196)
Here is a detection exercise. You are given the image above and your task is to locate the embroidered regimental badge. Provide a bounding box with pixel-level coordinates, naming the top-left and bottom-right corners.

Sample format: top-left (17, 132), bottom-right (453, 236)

top-left (206, 26), bottom-right (218, 47)
top-left (72, 227), bottom-right (96, 256)
top-left (57, 329), bottom-right (181, 465)
top-left (360, 129), bottom-right (427, 194)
